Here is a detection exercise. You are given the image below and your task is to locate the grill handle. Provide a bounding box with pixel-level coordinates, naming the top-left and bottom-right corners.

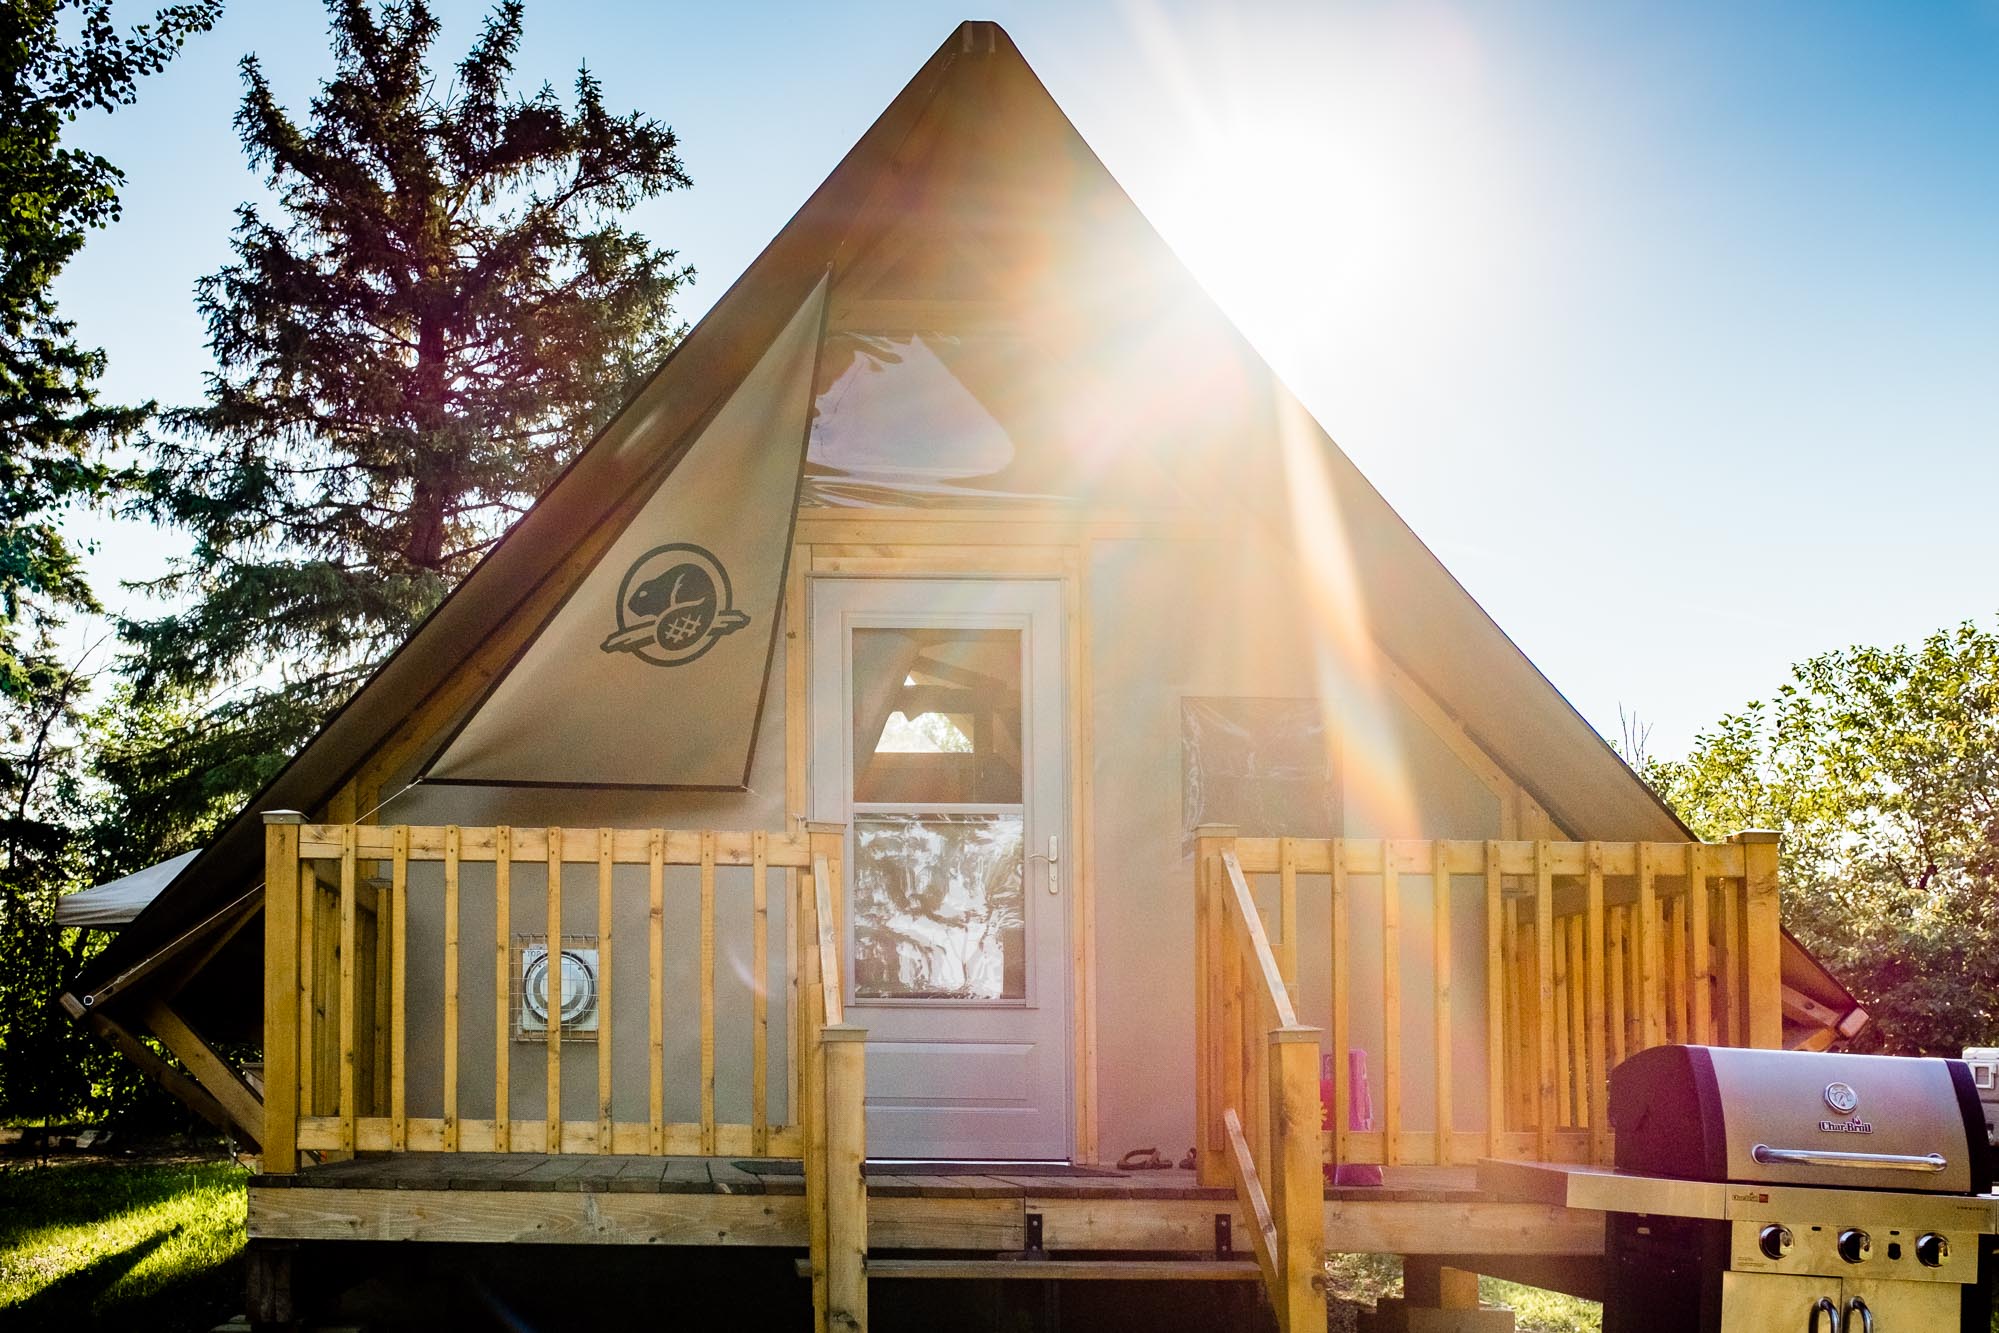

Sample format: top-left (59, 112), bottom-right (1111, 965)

top-left (1810, 1296), bottom-right (1841, 1332)
top-left (1751, 1143), bottom-right (1948, 1173)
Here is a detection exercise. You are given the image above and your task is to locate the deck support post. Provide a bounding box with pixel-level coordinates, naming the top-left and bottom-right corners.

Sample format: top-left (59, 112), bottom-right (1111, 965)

top-left (823, 1023), bottom-right (869, 1332)
top-left (263, 811), bottom-right (304, 1174)
top-left (1730, 830), bottom-right (1783, 1049)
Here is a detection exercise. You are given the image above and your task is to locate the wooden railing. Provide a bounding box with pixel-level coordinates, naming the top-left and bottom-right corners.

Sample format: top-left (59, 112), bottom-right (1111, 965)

top-left (1194, 829), bottom-right (1783, 1175)
top-left (261, 814), bottom-right (870, 1326)
top-left (1201, 842), bottom-right (1326, 1331)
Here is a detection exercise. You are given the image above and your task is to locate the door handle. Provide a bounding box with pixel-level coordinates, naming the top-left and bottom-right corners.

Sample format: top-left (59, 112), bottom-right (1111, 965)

top-left (1027, 835), bottom-right (1059, 895)
top-left (1844, 1296), bottom-right (1872, 1333)
top-left (1810, 1296), bottom-right (1842, 1332)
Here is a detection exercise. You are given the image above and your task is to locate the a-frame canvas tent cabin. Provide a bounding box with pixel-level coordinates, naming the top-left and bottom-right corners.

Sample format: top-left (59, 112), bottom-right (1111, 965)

top-left (63, 20), bottom-right (1864, 1329)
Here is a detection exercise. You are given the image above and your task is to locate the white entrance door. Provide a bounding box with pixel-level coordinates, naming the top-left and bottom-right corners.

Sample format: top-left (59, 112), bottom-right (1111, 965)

top-left (810, 578), bottom-right (1070, 1161)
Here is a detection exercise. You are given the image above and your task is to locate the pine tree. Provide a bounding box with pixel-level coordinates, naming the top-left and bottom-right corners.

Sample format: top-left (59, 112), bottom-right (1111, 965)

top-left (0, 0), bottom-right (219, 698)
top-left (123, 0), bottom-right (692, 833)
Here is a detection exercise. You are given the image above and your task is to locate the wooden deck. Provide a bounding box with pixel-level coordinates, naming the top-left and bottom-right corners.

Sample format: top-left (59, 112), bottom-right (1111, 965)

top-left (246, 1154), bottom-right (1602, 1261)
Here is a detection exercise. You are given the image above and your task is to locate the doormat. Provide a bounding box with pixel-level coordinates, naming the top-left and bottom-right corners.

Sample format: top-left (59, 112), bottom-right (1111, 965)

top-left (866, 1161), bottom-right (1127, 1178)
top-left (729, 1160), bottom-right (1126, 1178)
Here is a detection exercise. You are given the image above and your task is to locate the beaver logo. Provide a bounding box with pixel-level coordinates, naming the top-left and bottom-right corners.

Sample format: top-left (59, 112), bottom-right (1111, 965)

top-left (600, 544), bottom-right (749, 667)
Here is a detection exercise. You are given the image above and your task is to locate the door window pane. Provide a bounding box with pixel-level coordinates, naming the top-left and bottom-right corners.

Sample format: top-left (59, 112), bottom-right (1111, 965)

top-left (852, 628), bottom-right (1022, 803)
top-left (852, 814), bottom-right (1025, 1000)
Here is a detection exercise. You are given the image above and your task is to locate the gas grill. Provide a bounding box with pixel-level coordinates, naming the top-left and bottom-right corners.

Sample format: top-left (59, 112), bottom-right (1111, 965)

top-left (1603, 1046), bottom-right (1994, 1331)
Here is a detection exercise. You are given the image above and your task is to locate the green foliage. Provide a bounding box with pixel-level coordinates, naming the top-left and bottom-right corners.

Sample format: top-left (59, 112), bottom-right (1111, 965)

top-left (0, 0), bottom-right (214, 1130)
top-left (122, 0), bottom-right (693, 822)
top-left (1646, 620), bottom-right (1999, 1054)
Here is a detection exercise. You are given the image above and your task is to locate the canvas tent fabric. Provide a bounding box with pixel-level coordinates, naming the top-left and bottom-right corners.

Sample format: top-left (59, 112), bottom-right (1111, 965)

top-left (56, 851), bottom-right (200, 929)
top-left (68, 21), bottom-right (1860, 1034)
top-left (425, 280), bottom-right (827, 788)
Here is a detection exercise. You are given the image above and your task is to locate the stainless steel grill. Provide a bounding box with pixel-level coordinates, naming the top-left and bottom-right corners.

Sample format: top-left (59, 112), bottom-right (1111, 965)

top-left (1600, 1046), bottom-right (1995, 1332)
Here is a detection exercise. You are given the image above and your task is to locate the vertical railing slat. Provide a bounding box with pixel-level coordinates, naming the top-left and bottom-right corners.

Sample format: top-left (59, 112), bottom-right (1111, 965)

top-left (372, 862), bottom-right (390, 1116)
top-left (1720, 867), bottom-right (1743, 1046)
top-left (1607, 905), bottom-right (1628, 1072)
top-left (1380, 839), bottom-right (1402, 1165)
top-left (700, 829), bottom-right (718, 1156)
top-left (1533, 842), bottom-right (1556, 1160)
top-left (1552, 919), bottom-right (1573, 1127)
top-left (1564, 915), bottom-right (1585, 1128)
top-left (494, 828), bottom-right (511, 1153)
top-left (597, 828), bottom-right (614, 1154)
top-left (442, 825), bottom-right (460, 1152)
top-left (1688, 845), bottom-right (1714, 1044)
top-left (1277, 836), bottom-right (1299, 1001)
top-left (337, 826), bottom-right (358, 1154)
top-left (752, 829), bottom-right (770, 1156)
top-left (1433, 839), bottom-right (1453, 1166)
top-left (1667, 894), bottom-right (1688, 1045)
top-left (390, 826), bottom-right (408, 1151)
top-left (546, 827), bottom-right (562, 1154)
top-left (1638, 843), bottom-right (1665, 1049)
top-left (1585, 843), bottom-right (1608, 1164)
top-left (1483, 842), bottom-right (1504, 1158)
top-left (648, 829), bottom-right (665, 1155)
top-left (1330, 839), bottom-right (1351, 1169)
top-left (298, 866), bottom-right (316, 1119)
top-left (1502, 897), bottom-right (1524, 1130)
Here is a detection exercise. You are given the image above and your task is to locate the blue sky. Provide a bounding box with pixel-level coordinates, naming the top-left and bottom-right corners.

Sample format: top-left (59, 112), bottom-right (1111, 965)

top-left (54, 1), bottom-right (1999, 757)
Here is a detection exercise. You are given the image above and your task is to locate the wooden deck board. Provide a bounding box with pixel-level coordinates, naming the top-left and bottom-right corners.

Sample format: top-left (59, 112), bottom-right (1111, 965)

top-left (257, 1156), bottom-right (1484, 1202)
top-left (247, 1155), bottom-right (1600, 1259)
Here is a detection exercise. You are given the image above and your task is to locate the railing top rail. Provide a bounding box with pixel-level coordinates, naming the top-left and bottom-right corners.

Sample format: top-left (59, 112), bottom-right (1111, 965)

top-left (1219, 850), bottom-right (1299, 1028)
top-left (296, 824), bottom-right (814, 867)
top-left (1227, 836), bottom-right (1749, 881)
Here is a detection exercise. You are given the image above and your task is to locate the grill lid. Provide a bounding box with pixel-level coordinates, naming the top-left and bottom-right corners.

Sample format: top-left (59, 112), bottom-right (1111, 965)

top-left (1609, 1046), bottom-right (1990, 1196)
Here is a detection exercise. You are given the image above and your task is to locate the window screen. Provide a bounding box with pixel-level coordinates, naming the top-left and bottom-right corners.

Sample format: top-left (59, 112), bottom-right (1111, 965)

top-left (1181, 697), bottom-right (1339, 847)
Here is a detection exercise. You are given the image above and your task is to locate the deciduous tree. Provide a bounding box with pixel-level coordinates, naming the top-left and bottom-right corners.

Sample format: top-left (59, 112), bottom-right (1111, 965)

top-left (1646, 620), bottom-right (1999, 1054)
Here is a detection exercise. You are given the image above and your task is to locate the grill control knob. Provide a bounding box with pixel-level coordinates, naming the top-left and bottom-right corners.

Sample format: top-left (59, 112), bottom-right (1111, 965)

top-left (1915, 1232), bottom-right (1950, 1268)
top-left (1837, 1228), bottom-right (1872, 1264)
top-left (1758, 1224), bottom-right (1794, 1260)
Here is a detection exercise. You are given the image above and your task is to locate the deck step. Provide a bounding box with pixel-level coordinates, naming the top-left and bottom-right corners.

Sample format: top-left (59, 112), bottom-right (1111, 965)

top-left (794, 1257), bottom-right (1262, 1282)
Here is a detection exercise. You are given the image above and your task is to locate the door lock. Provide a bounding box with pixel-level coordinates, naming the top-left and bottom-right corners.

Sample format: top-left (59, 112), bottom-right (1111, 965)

top-left (1027, 835), bottom-right (1059, 895)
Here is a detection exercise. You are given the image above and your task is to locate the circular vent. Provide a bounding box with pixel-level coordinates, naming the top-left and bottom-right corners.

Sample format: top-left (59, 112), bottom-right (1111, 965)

top-left (522, 948), bottom-right (597, 1027)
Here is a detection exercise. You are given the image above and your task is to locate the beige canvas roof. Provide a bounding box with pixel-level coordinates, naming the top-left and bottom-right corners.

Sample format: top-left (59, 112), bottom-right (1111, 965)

top-left (74, 21), bottom-right (1857, 1030)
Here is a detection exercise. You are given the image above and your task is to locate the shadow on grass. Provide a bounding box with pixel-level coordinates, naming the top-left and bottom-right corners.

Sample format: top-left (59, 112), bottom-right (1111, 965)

top-left (0, 1161), bottom-right (245, 1333)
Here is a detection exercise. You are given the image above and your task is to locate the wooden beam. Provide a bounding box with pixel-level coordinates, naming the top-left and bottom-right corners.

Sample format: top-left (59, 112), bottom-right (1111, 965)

top-left (136, 1001), bottom-right (263, 1145)
top-left (89, 1012), bottom-right (236, 1139)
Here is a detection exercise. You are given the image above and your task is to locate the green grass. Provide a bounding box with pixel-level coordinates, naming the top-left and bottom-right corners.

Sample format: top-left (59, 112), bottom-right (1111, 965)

top-left (0, 1159), bottom-right (246, 1332)
top-left (1326, 1252), bottom-right (1601, 1332)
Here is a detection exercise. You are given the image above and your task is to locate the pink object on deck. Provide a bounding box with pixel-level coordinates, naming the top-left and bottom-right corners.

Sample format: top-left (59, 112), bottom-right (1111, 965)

top-left (1321, 1049), bottom-right (1386, 1187)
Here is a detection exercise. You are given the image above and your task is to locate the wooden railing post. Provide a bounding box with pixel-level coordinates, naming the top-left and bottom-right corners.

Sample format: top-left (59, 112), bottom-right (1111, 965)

top-left (1192, 823), bottom-right (1237, 1188)
top-left (823, 1024), bottom-right (868, 1332)
top-left (1732, 830), bottom-right (1783, 1049)
top-left (1270, 1026), bottom-right (1327, 1333)
top-left (262, 811), bottom-right (304, 1174)
top-left (804, 821), bottom-right (866, 1333)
